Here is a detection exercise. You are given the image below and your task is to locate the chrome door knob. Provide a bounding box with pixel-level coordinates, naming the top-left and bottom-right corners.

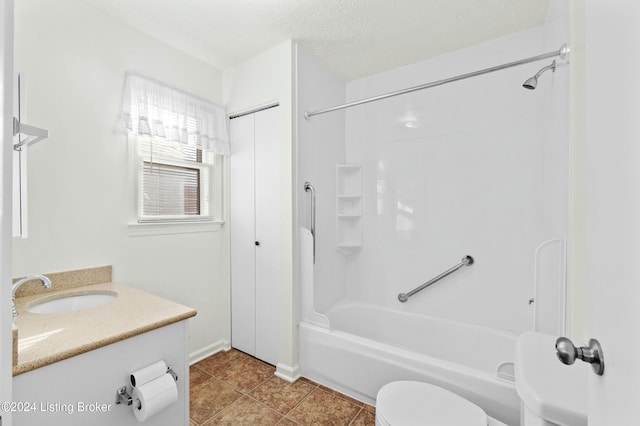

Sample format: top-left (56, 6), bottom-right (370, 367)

top-left (555, 337), bottom-right (578, 365)
top-left (555, 336), bottom-right (605, 376)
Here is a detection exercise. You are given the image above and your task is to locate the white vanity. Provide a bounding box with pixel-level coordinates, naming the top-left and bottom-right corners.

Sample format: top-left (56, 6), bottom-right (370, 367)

top-left (11, 267), bottom-right (196, 426)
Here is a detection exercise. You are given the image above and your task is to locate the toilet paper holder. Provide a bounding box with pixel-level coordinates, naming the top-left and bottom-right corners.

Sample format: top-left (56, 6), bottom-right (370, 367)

top-left (115, 366), bottom-right (178, 407)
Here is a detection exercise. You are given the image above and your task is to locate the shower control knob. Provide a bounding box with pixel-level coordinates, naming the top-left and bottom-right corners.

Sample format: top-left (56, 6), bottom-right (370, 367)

top-left (555, 336), bottom-right (605, 376)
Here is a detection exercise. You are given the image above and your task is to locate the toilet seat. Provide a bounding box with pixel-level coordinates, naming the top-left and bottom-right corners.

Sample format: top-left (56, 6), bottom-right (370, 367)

top-left (376, 381), bottom-right (488, 426)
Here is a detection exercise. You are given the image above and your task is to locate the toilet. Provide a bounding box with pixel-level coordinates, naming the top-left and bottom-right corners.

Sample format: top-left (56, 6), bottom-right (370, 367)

top-left (375, 381), bottom-right (508, 426)
top-left (375, 332), bottom-right (588, 426)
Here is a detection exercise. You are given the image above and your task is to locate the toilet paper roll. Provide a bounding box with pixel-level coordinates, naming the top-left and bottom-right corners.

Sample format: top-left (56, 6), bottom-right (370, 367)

top-left (130, 361), bottom-right (167, 387)
top-left (132, 373), bottom-right (178, 422)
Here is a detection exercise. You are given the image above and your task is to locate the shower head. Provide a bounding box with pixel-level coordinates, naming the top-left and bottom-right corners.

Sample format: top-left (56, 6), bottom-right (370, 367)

top-left (523, 60), bottom-right (556, 90)
top-left (522, 76), bottom-right (538, 90)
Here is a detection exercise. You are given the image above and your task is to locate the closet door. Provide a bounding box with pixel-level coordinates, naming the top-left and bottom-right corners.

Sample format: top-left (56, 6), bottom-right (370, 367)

top-left (253, 106), bottom-right (281, 365)
top-left (229, 113), bottom-right (256, 356)
top-left (229, 106), bottom-right (280, 366)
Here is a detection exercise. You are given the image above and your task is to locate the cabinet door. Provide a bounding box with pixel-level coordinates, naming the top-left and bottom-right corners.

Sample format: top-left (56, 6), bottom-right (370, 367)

top-left (13, 322), bottom-right (189, 426)
top-left (229, 113), bottom-right (256, 356)
top-left (254, 106), bottom-right (281, 365)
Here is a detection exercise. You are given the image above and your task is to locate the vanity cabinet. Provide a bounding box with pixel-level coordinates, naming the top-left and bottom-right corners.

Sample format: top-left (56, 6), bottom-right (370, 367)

top-left (13, 321), bottom-right (189, 426)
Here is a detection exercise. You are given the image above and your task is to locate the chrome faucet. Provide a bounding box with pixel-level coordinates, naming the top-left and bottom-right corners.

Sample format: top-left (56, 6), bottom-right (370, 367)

top-left (12, 275), bottom-right (52, 318)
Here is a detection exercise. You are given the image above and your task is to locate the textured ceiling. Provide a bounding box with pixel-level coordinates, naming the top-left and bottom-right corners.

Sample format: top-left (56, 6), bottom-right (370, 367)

top-left (77, 0), bottom-right (551, 81)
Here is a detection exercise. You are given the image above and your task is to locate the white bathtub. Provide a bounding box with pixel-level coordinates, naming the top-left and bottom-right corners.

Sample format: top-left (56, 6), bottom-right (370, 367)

top-left (299, 301), bottom-right (520, 425)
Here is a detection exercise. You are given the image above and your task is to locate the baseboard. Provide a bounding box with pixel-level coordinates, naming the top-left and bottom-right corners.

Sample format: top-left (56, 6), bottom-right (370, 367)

top-left (189, 339), bottom-right (231, 365)
top-left (275, 362), bottom-right (301, 383)
top-left (190, 342), bottom-right (301, 384)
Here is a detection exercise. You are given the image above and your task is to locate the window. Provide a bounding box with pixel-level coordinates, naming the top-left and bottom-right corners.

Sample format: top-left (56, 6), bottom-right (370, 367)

top-left (120, 73), bottom-right (229, 234)
top-left (135, 136), bottom-right (214, 221)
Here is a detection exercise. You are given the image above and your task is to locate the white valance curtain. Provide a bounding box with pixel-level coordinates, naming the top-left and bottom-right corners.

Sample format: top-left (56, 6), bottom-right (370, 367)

top-left (121, 74), bottom-right (229, 155)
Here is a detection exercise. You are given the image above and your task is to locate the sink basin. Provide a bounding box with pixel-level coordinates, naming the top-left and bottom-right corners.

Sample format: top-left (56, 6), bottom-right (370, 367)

top-left (27, 292), bottom-right (117, 314)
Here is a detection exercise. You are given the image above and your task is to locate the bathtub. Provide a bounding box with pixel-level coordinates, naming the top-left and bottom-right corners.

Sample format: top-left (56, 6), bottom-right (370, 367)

top-left (299, 301), bottom-right (520, 425)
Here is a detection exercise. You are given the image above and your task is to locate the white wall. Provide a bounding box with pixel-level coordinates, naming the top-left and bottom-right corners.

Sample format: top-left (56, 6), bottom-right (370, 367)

top-left (342, 22), bottom-right (570, 333)
top-left (12, 0), bottom-right (229, 359)
top-left (223, 41), bottom-right (297, 374)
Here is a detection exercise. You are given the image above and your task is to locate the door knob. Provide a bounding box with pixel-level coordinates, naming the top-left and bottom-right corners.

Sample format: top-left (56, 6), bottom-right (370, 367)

top-left (555, 336), bottom-right (605, 376)
top-left (255, 241), bottom-right (260, 246)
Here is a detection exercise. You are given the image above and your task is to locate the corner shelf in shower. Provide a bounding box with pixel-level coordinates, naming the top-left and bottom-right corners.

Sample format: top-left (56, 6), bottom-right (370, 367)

top-left (336, 164), bottom-right (362, 254)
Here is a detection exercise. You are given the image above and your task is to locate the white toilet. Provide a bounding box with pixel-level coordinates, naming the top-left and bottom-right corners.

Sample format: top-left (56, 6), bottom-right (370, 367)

top-left (376, 381), bottom-right (508, 426)
top-left (375, 332), bottom-right (588, 426)
top-left (376, 381), bottom-right (506, 426)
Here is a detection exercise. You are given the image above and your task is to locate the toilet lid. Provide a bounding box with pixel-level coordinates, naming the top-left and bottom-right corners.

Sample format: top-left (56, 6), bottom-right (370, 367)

top-left (376, 381), bottom-right (487, 426)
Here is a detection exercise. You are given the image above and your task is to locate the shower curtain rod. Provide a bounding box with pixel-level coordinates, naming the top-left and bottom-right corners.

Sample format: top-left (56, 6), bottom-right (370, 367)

top-left (304, 43), bottom-right (569, 120)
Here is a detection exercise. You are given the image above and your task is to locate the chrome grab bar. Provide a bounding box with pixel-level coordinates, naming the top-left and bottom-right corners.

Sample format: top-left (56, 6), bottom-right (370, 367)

top-left (398, 255), bottom-right (474, 303)
top-left (304, 182), bottom-right (316, 264)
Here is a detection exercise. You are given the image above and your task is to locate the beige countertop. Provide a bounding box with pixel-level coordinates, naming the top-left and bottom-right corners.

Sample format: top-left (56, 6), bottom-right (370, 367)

top-left (12, 282), bottom-right (196, 376)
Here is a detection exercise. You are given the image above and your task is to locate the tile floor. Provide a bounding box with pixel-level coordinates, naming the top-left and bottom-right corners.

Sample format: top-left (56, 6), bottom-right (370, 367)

top-left (190, 348), bottom-right (376, 425)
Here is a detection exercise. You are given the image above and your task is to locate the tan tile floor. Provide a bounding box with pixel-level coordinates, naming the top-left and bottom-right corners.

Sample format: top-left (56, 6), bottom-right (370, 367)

top-left (190, 349), bottom-right (376, 426)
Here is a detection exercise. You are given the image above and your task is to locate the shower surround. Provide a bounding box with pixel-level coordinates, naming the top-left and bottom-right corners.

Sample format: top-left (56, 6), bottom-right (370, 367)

top-left (296, 4), bottom-right (569, 425)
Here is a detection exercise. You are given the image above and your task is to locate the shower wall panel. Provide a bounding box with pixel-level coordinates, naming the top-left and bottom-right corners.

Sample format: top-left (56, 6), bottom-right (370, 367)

top-left (344, 24), bottom-right (570, 333)
top-left (296, 46), bottom-right (348, 313)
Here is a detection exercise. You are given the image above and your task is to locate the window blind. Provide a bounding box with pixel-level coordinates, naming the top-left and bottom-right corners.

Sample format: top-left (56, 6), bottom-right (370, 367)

top-left (137, 137), bottom-right (213, 221)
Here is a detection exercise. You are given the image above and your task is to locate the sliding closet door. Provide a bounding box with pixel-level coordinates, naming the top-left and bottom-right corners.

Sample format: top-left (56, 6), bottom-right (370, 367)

top-left (253, 106), bottom-right (281, 365)
top-left (229, 106), bottom-right (281, 366)
top-left (230, 113), bottom-right (256, 356)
